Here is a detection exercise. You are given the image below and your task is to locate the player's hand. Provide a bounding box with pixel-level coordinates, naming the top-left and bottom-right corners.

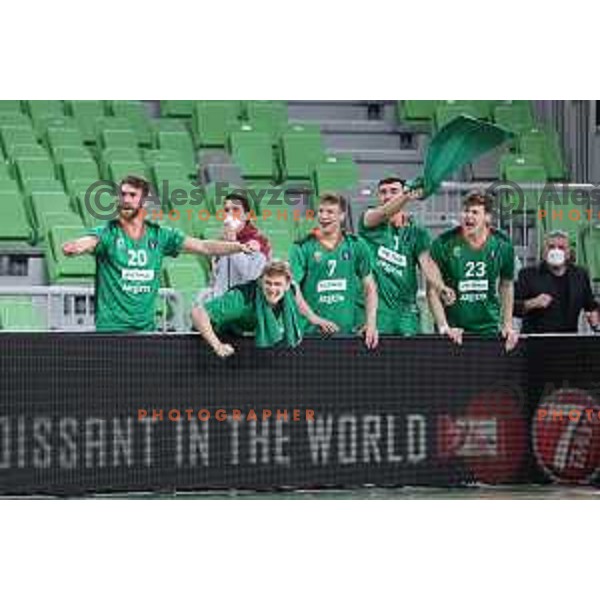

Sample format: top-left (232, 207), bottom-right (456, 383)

top-left (214, 343), bottom-right (235, 359)
top-left (313, 317), bottom-right (339, 335)
top-left (502, 325), bottom-right (519, 352)
top-left (440, 285), bottom-right (456, 306)
top-left (62, 241), bottom-right (80, 256)
top-left (238, 242), bottom-right (255, 254)
top-left (406, 188), bottom-right (424, 201)
top-left (440, 325), bottom-right (463, 345)
top-left (363, 324), bottom-right (379, 350)
top-left (531, 293), bottom-right (553, 309)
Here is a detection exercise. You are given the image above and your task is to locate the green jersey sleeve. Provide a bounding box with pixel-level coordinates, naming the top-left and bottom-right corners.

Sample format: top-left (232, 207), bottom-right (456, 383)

top-left (354, 237), bottom-right (373, 279)
top-left (289, 242), bottom-right (307, 285)
top-left (499, 240), bottom-right (516, 281)
top-left (159, 225), bottom-right (186, 258)
top-left (204, 288), bottom-right (254, 330)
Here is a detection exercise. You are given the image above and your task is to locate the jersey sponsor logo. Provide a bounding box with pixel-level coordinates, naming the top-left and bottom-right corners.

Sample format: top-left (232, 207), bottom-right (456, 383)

top-left (377, 246), bottom-right (407, 268)
top-left (122, 268), bottom-right (155, 282)
top-left (317, 279), bottom-right (347, 293)
top-left (341, 250), bottom-right (352, 261)
top-left (122, 284), bottom-right (152, 294)
top-left (149, 239), bottom-right (158, 249)
top-left (458, 279), bottom-right (489, 292)
top-left (313, 251), bottom-right (323, 263)
top-left (318, 293), bottom-right (345, 305)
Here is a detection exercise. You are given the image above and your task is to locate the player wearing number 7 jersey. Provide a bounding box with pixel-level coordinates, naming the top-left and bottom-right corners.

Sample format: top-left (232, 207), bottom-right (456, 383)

top-left (428, 190), bottom-right (519, 351)
top-left (62, 175), bottom-right (253, 332)
top-left (289, 193), bottom-right (379, 349)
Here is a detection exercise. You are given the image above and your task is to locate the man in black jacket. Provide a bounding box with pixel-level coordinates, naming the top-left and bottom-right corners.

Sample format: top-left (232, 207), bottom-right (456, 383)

top-left (515, 231), bottom-right (599, 333)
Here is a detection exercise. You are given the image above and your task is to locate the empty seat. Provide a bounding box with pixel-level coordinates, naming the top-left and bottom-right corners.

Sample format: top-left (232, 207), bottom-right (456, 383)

top-left (279, 124), bottom-right (324, 180)
top-left (10, 143), bottom-right (49, 160)
top-left (494, 102), bottom-right (535, 132)
top-left (1, 126), bottom-right (38, 156)
top-left (152, 162), bottom-right (190, 190)
top-left (193, 101), bottom-right (241, 147)
top-left (0, 299), bottom-right (46, 331)
top-left (25, 101), bottom-right (65, 137)
top-left (435, 101), bottom-right (479, 129)
top-left (52, 145), bottom-right (93, 166)
top-left (111, 100), bottom-right (152, 146)
top-left (518, 127), bottom-right (567, 180)
top-left (246, 101), bottom-right (288, 141)
top-left (228, 126), bottom-right (274, 180)
top-left (15, 157), bottom-right (57, 187)
top-left (46, 127), bottom-right (85, 153)
top-left (107, 160), bottom-right (147, 183)
top-left (155, 123), bottom-right (195, 173)
top-left (60, 158), bottom-right (100, 190)
top-left (66, 100), bottom-right (106, 143)
top-left (100, 147), bottom-right (142, 179)
top-left (0, 162), bottom-right (13, 180)
top-left (398, 101), bottom-right (438, 121)
top-left (160, 100), bottom-right (194, 117)
top-left (0, 101), bottom-right (22, 114)
top-left (0, 188), bottom-right (31, 242)
top-left (98, 128), bottom-right (138, 149)
top-left (312, 154), bottom-right (359, 196)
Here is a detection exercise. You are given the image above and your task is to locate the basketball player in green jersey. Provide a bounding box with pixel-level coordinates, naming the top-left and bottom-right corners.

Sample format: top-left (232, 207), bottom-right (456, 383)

top-left (358, 176), bottom-right (455, 335)
top-left (289, 192), bottom-right (379, 349)
top-left (62, 175), bottom-right (252, 332)
top-left (428, 190), bottom-right (519, 351)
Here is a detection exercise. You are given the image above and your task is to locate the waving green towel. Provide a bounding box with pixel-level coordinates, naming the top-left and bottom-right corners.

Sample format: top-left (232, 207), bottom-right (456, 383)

top-left (408, 115), bottom-right (514, 198)
top-left (255, 286), bottom-right (303, 348)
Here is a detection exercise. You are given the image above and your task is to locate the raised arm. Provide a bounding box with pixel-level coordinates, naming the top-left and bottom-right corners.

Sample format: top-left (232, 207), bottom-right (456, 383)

top-left (183, 236), bottom-right (252, 257)
top-left (362, 189), bottom-right (420, 229)
top-left (62, 236), bottom-right (99, 256)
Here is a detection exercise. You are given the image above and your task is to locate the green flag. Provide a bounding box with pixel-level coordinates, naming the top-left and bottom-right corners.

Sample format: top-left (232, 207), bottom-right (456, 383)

top-left (408, 115), bottom-right (514, 198)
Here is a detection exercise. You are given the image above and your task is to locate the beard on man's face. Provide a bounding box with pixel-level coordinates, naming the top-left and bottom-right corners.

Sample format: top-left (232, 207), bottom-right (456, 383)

top-left (119, 203), bottom-right (141, 220)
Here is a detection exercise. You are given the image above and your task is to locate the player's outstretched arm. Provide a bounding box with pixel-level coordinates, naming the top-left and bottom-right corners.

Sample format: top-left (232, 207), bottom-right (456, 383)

top-left (191, 305), bottom-right (235, 359)
top-left (62, 236), bottom-right (99, 256)
top-left (427, 282), bottom-right (463, 345)
top-left (182, 236), bottom-right (253, 257)
top-left (362, 274), bottom-right (379, 349)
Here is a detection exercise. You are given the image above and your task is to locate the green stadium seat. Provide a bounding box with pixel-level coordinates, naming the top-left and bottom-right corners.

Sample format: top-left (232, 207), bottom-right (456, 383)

top-left (0, 189), bottom-right (31, 242)
top-left (0, 299), bottom-right (46, 331)
top-left (502, 156), bottom-right (547, 212)
top-left (46, 127), bottom-right (85, 153)
top-left (0, 101), bottom-right (22, 114)
top-left (398, 101), bottom-right (438, 122)
top-left (246, 101), bottom-right (288, 141)
top-left (229, 126), bottom-right (274, 180)
top-left (494, 102), bottom-right (535, 133)
top-left (69, 177), bottom-right (111, 227)
top-left (22, 178), bottom-right (66, 198)
top-left (60, 158), bottom-right (100, 190)
top-left (202, 182), bottom-right (231, 214)
top-left (193, 101), bottom-right (241, 147)
top-left (107, 160), bottom-right (147, 183)
top-left (580, 225), bottom-right (600, 280)
top-left (143, 148), bottom-right (183, 167)
top-left (1, 126), bottom-right (38, 156)
top-left (160, 100), bottom-right (194, 117)
top-left (25, 101), bottom-right (65, 137)
top-left (38, 210), bottom-right (83, 244)
top-left (279, 124), bottom-right (325, 180)
top-left (0, 162), bottom-right (12, 180)
top-left (30, 191), bottom-right (73, 230)
top-left (313, 154), bottom-right (359, 197)
top-left (0, 177), bottom-right (20, 192)
top-left (152, 162), bottom-right (190, 190)
top-left (0, 113), bottom-right (30, 128)
top-left (98, 128), bottom-right (138, 149)
top-left (111, 100), bottom-right (152, 146)
top-left (46, 225), bottom-right (96, 282)
top-left (261, 219), bottom-right (295, 260)
top-left (155, 124), bottom-right (196, 173)
top-left (100, 147), bottom-right (142, 179)
top-left (435, 101), bottom-right (480, 128)
top-left (66, 100), bottom-right (106, 143)
top-left (519, 127), bottom-right (567, 181)
top-left (15, 157), bottom-right (57, 188)
top-left (10, 144), bottom-right (49, 160)
top-left (52, 145), bottom-right (93, 167)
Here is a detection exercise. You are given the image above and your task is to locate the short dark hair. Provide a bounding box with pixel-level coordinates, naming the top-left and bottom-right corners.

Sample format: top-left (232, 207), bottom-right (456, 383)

top-left (319, 192), bottom-right (347, 213)
top-left (225, 191), bottom-right (251, 214)
top-left (120, 174), bottom-right (150, 198)
top-left (463, 189), bottom-right (494, 214)
top-left (377, 176), bottom-right (406, 189)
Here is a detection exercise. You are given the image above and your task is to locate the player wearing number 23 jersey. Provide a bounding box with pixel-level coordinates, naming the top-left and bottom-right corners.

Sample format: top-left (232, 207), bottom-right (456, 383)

top-left (429, 191), bottom-right (516, 338)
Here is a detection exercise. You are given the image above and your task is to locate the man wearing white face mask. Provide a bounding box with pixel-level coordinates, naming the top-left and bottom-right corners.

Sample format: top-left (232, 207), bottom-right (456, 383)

top-left (514, 231), bottom-right (599, 333)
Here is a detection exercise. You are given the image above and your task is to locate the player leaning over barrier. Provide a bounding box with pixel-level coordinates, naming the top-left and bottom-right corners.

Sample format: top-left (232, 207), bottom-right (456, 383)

top-left (289, 192), bottom-right (379, 349)
top-left (427, 190), bottom-right (519, 351)
top-left (62, 175), bottom-right (253, 333)
top-left (358, 176), bottom-right (456, 335)
top-left (192, 261), bottom-right (302, 358)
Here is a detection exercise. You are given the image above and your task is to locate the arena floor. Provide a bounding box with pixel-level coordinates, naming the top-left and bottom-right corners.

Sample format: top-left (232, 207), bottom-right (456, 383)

top-left (90, 485), bottom-right (600, 500)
